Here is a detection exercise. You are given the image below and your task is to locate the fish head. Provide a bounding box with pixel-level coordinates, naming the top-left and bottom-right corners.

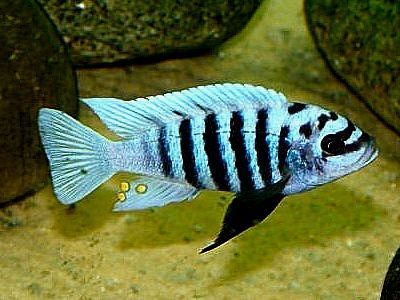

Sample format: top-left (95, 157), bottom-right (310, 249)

top-left (284, 112), bottom-right (378, 194)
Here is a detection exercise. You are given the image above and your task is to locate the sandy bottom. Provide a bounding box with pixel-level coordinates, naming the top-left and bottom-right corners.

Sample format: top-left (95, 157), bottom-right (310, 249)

top-left (1, 0), bottom-right (399, 299)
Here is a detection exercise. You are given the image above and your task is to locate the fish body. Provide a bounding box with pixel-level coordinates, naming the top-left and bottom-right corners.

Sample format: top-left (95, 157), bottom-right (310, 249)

top-left (38, 83), bottom-right (378, 252)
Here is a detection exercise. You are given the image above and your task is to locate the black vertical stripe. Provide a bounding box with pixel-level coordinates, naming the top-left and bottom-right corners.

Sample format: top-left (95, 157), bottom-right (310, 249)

top-left (317, 112), bottom-right (339, 131)
top-left (230, 111), bottom-right (255, 192)
top-left (299, 122), bottom-right (312, 139)
top-left (204, 114), bottom-right (230, 190)
top-left (255, 109), bottom-right (272, 185)
top-left (179, 118), bottom-right (200, 187)
top-left (317, 114), bottom-right (330, 130)
top-left (288, 103), bottom-right (306, 114)
top-left (159, 127), bottom-right (172, 177)
top-left (278, 126), bottom-right (290, 174)
top-left (329, 112), bottom-right (338, 120)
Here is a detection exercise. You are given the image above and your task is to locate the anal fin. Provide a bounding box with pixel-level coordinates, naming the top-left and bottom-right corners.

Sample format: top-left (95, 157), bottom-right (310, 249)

top-left (200, 174), bottom-right (290, 253)
top-left (113, 177), bottom-right (198, 211)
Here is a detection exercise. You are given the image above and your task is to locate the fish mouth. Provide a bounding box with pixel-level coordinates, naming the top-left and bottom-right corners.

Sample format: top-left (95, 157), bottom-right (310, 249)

top-left (355, 137), bottom-right (379, 168)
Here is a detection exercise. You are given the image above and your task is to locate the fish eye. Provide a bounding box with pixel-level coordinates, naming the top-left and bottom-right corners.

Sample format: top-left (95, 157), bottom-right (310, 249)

top-left (321, 135), bottom-right (346, 156)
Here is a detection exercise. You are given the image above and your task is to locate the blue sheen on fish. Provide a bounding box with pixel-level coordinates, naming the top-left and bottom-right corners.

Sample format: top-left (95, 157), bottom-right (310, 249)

top-left (38, 83), bottom-right (378, 253)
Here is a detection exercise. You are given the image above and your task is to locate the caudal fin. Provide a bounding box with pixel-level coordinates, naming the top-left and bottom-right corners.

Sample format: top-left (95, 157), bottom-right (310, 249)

top-left (38, 108), bottom-right (115, 204)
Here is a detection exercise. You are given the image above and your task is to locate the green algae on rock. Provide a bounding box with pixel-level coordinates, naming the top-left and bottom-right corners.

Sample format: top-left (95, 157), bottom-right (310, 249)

top-left (37, 0), bottom-right (261, 66)
top-left (305, 0), bottom-right (400, 133)
top-left (0, 0), bottom-right (78, 204)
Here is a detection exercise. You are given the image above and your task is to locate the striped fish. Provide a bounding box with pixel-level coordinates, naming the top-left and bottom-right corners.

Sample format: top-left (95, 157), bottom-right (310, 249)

top-left (38, 83), bottom-right (378, 253)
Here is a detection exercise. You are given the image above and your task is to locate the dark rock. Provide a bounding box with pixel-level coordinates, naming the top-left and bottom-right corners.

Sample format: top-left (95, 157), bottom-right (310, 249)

top-left (305, 0), bottom-right (400, 133)
top-left (381, 247), bottom-right (400, 300)
top-left (37, 0), bottom-right (261, 66)
top-left (0, 0), bottom-right (78, 204)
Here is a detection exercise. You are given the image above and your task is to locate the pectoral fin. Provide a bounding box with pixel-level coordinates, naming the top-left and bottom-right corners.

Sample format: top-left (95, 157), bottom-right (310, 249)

top-left (200, 174), bottom-right (290, 253)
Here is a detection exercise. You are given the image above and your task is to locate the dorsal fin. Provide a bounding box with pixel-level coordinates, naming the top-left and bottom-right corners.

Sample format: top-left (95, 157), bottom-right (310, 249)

top-left (81, 83), bottom-right (287, 139)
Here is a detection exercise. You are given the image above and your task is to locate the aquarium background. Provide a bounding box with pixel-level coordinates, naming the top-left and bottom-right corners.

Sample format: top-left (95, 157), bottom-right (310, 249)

top-left (0, 0), bottom-right (399, 298)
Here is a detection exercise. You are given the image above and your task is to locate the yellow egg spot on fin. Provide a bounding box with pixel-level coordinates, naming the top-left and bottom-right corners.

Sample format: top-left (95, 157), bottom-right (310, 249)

top-left (117, 192), bottom-right (126, 202)
top-left (119, 181), bottom-right (130, 192)
top-left (135, 183), bottom-right (148, 194)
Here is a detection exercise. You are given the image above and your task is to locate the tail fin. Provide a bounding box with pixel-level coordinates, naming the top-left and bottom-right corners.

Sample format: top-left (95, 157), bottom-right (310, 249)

top-left (38, 108), bottom-right (115, 204)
